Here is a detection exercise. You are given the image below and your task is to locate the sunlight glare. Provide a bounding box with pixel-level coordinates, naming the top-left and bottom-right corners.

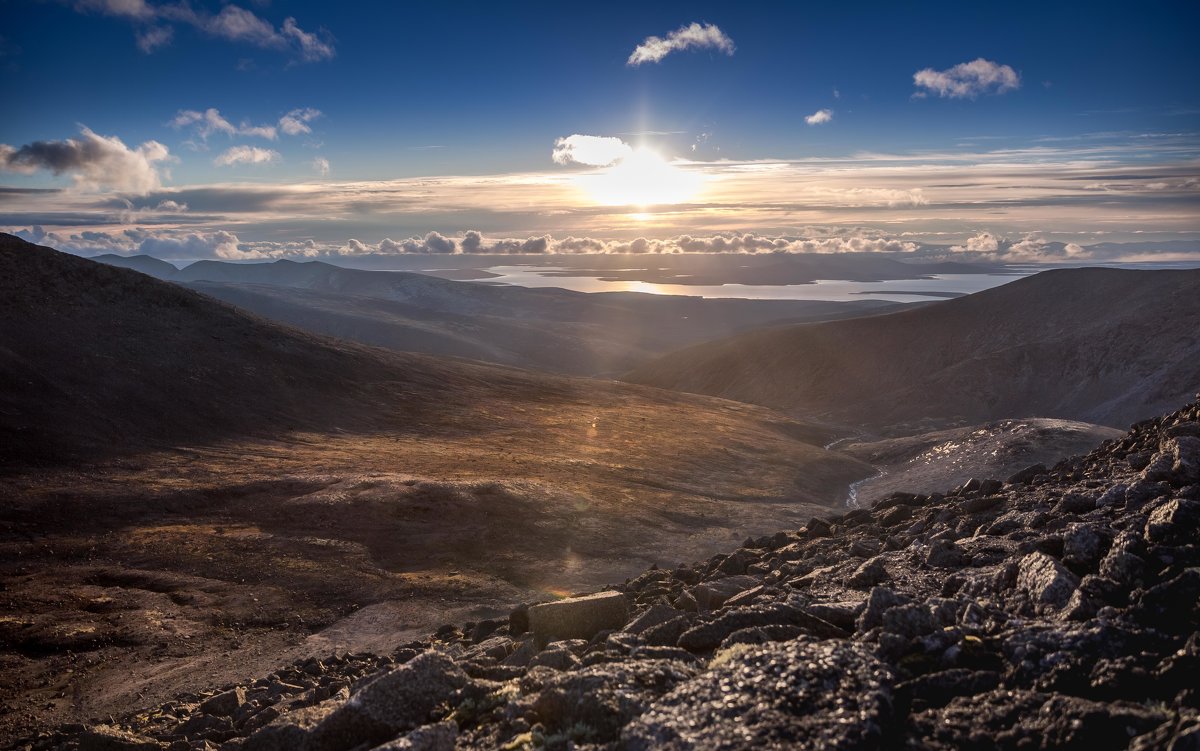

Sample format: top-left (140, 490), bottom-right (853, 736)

top-left (576, 147), bottom-right (704, 207)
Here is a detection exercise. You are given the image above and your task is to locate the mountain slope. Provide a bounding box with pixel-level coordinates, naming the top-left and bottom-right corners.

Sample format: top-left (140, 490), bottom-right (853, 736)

top-left (94, 252), bottom-right (902, 376)
top-left (0, 234), bottom-right (885, 740)
top-left (30, 398), bottom-right (1200, 750)
top-left (626, 268), bottom-right (1200, 429)
top-left (183, 279), bottom-right (896, 376)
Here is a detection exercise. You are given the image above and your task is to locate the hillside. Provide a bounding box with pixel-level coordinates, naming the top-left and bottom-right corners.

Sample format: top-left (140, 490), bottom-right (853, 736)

top-left (25, 399), bottom-right (1200, 750)
top-left (93, 253), bottom-right (901, 376)
top-left (184, 280), bottom-right (893, 377)
top-left (0, 233), bottom-right (876, 742)
top-left (626, 268), bottom-right (1200, 430)
top-left (840, 418), bottom-right (1124, 506)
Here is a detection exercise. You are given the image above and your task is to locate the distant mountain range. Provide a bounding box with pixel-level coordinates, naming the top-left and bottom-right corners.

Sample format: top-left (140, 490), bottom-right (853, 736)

top-left (626, 267), bottom-right (1200, 430)
top-left (90, 253), bottom-right (901, 376)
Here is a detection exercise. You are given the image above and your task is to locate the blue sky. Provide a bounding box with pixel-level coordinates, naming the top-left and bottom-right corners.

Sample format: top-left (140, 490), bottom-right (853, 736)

top-left (1, 0), bottom-right (1198, 259)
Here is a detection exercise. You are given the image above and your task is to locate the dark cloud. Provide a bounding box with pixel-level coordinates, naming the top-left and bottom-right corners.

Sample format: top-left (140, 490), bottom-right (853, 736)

top-left (0, 127), bottom-right (170, 193)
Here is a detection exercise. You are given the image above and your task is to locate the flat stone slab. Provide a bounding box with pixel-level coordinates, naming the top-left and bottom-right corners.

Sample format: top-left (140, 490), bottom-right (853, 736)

top-left (529, 591), bottom-right (629, 646)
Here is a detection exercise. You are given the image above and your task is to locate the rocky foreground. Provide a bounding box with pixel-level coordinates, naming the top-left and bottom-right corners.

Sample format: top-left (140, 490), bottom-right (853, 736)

top-left (24, 401), bottom-right (1200, 750)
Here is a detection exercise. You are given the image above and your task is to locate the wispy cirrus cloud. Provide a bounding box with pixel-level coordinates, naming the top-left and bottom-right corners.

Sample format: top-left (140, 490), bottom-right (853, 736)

top-left (627, 22), bottom-right (734, 66)
top-left (170, 107), bottom-right (323, 146)
top-left (72, 0), bottom-right (335, 61)
top-left (913, 58), bottom-right (1020, 99)
top-left (213, 145), bottom-right (279, 167)
top-left (278, 108), bottom-right (322, 136)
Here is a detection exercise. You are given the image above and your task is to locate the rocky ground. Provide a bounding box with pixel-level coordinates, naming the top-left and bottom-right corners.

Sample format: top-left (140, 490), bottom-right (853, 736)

top-left (14, 399), bottom-right (1200, 750)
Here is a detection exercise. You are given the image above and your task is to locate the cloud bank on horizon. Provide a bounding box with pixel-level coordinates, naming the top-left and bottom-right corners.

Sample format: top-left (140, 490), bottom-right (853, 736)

top-left (1, 5), bottom-right (1197, 262)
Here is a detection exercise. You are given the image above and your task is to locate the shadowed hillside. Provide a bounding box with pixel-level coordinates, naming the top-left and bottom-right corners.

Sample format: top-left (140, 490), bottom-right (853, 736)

top-left (626, 268), bottom-right (1200, 430)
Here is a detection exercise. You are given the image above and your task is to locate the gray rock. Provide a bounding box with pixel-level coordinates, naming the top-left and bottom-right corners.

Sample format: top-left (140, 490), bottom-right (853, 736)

top-left (528, 591), bottom-right (629, 646)
top-left (857, 586), bottom-right (908, 633)
top-left (1062, 523), bottom-right (1107, 572)
top-left (509, 603), bottom-right (530, 635)
top-left (1006, 464), bottom-right (1047, 485)
top-left (688, 575), bottom-right (758, 610)
top-left (640, 615), bottom-right (693, 647)
top-left (199, 686), bottom-right (245, 718)
top-left (1095, 483), bottom-right (1128, 508)
top-left (76, 725), bottom-right (162, 751)
top-left (1144, 498), bottom-right (1199, 544)
top-left (243, 702), bottom-right (343, 751)
top-left (677, 603), bottom-right (846, 652)
top-left (850, 538), bottom-right (882, 558)
top-left (925, 539), bottom-right (966, 568)
top-left (501, 638), bottom-right (536, 667)
top-left (1016, 552), bottom-right (1080, 609)
top-left (370, 721), bottom-right (457, 751)
top-left (623, 638), bottom-right (893, 750)
top-left (306, 651), bottom-right (467, 751)
top-left (528, 645), bottom-right (580, 671)
top-left (847, 556), bottom-right (890, 588)
top-left (881, 603), bottom-right (938, 638)
top-left (908, 689), bottom-right (1166, 751)
top-left (530, 659), bottom-right (697, 742)
top-left (621, 604), bottom-right (681, 636)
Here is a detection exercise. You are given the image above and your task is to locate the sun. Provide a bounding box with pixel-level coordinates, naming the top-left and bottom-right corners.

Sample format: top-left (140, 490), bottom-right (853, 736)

top-left (576, 147), bottom-right (703, 207)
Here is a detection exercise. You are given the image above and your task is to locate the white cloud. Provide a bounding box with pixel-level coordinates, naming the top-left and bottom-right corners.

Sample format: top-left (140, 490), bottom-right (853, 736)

top-left (913, 58), bottom-right (1020, 99)
top-left (213, 146), bottom-right (280, 167)
top-left (953, 231), bottom-right (1002, 252)
top-left (137, 230), bottom-right (243, 259)
top-left (279, 107), bottom-right (322, 136)
top-left (13, 226), bottom-right (245, 259)
top-left (312, 157), bottom-right (330, 176)
top-left (627, 22), bottom-right (734, 66)
top-left (74, 0), bottom-right (154, 20)
top-left (135, 25), bottom-right (172, 53)
top-left (0, 127), bottom-right (170, 194)
top-left (171, 107), bottom-right (278, 142)
top-left (331, 231), bottom-right (918, 256)
top-left (201, 5), bottom-right (279, 47)
top-left (172, 106), bottom-right (322, 144)
top-left (73, 1), bottom-right (335, 62)
top-left (282, 17), bottom-right (336, 62)
top-left (552, 135), bottom-right (634, 166)
top-left (805, 109), bottom-right (833, 125)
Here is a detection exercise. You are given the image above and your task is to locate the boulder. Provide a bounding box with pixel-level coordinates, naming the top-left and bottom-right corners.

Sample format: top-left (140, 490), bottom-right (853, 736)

top-left (76, 726), bottom-right (162, 751)
top-left (677, 603), bottom-right (845, 652)
top-left (528, 591), bottom-right (629, 647)
top-left (305, 651), bottom-right (467, 751)
top-left (371, 721), bottom-right (458, 751)
top-left (243, 703), bottom-right (343, 751)
top-left (623, 638), bottom-right (893, 750)
top-left (530, 660), bottom-right (697, 742)
top-left (1017, 552), bottom-right (1080, 609)
top-left (199, 686), bottom-right (245, 718)
top-left (620, 604), bottom-right (681, 636)
top-left (847, 556), bottom-right (890, 588)
top-left (1144, 499), bottom-right (1199, 544)
top-left (1062, 523), bottom-right (1107, 573)
top-left (687, 575), bottom-right (758, 610)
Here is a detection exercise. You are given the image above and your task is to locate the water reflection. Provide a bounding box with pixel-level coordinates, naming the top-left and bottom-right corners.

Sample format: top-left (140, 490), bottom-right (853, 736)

top-left (468, 266), bottom-right (1031, 303)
